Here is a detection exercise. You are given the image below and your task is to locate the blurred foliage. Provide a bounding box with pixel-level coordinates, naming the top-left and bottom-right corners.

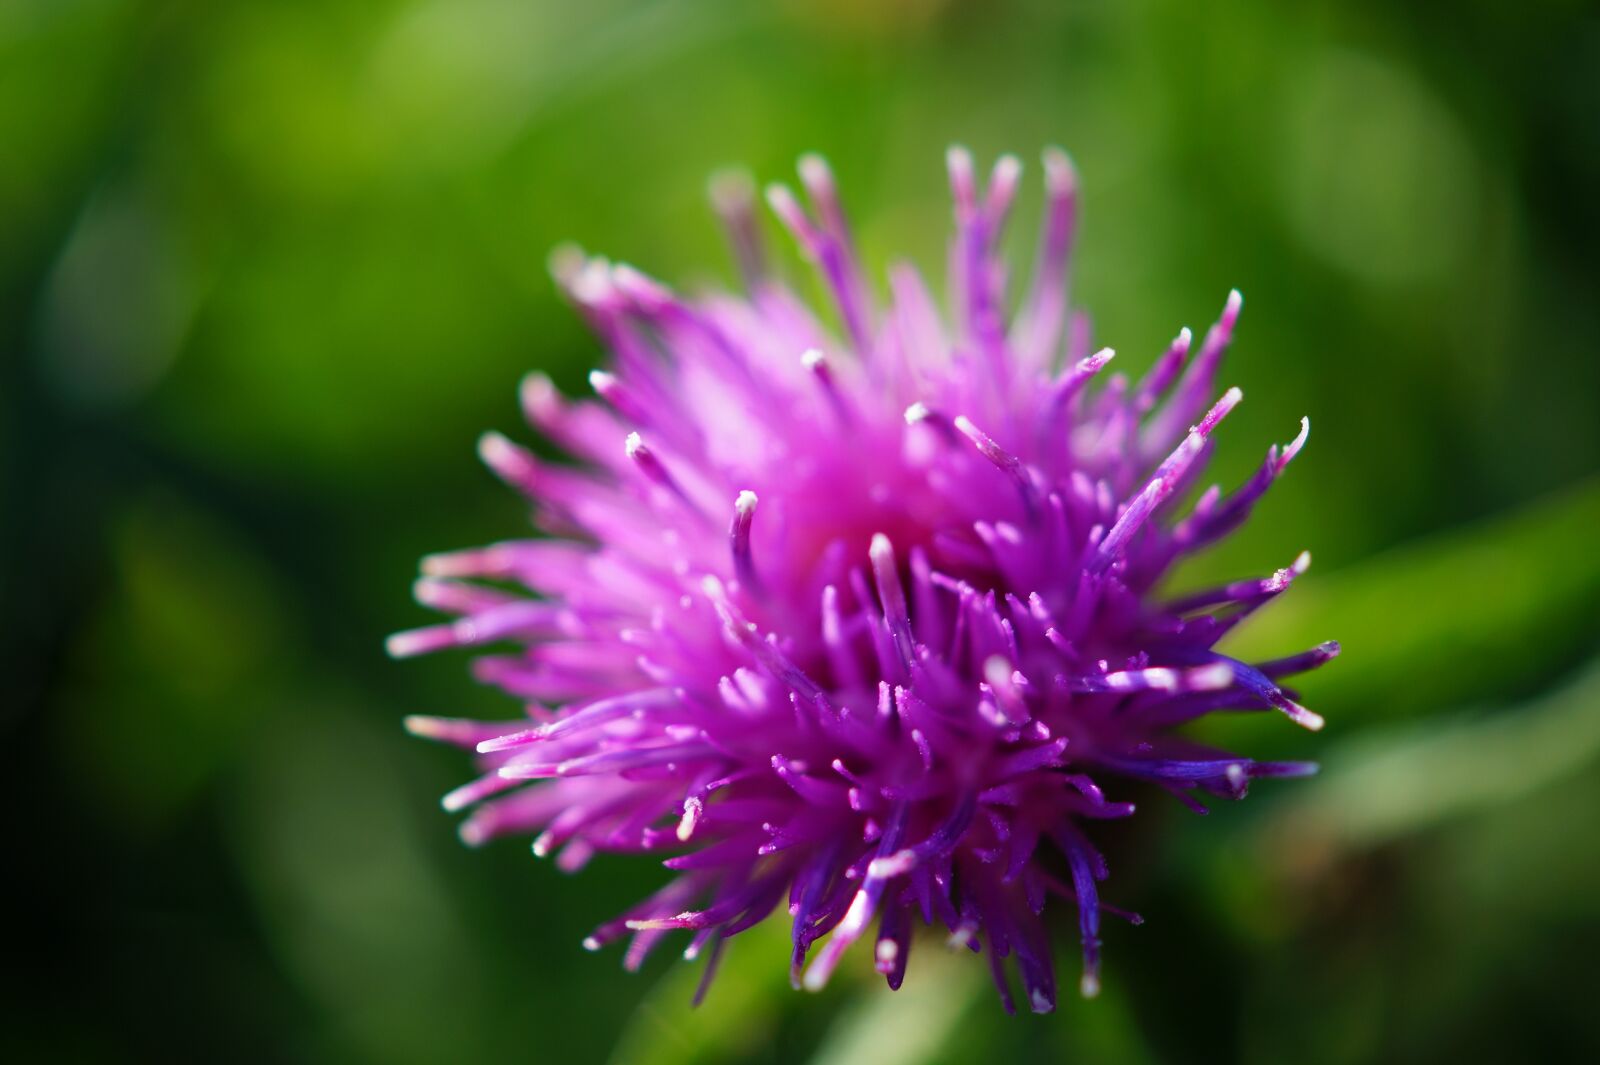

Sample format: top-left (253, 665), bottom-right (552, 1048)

top-left (3, 0), bottom-right (1598, 1062)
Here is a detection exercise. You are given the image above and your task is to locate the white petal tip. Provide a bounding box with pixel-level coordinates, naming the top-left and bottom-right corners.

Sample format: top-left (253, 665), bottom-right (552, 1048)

top-left (476, 431), bottom-right (513, 463)
top-left (546, 242), bottom-right (586, 282)
top-left (707, 169), bottom-right (754, 210)
top-left (402, 715), bottom-right (441, 738)
top-left (764, 183), bottom-right (797, 211)
top-left (797, 152), bottom-right (832, 184)
top-left (386, 632), bottom-right (423, 659)
top-left (519, 370), bottom-right (555, 401)
top-left (1042, 145), bottom-right (1076, 184)
top-left (1287, 703), bottom-right (1326, 731)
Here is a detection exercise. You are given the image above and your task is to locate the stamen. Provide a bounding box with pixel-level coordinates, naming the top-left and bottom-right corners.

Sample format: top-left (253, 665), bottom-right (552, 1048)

top-left (904, 401), bottom-right (961, 444)
top-left (477, 431), bottom-right (541, 496)
top-left (947, 146), bottom-right (1008, 354)
top-left (1212, 654), bottom-right (1326, 731)
top-left (518, 371), bottom-right (563, 431)
top-left (767, 169), bottom-right (872, 354)
top-left (798, 154), bottom-right (854, 258)
top-left (676, 797), bottom-right (703, 842)
top-left (946, 145), bottom-right (977, 215)
top-left (626, 432), bottom-right (700, 514)
top-left (1280, 416), bottom-right (1311, 470)
top-left (1058, 662), bottom-right (1235, 694)
top-left (588, 369), bottom-right (653, 427)
top-left (711, 589), bottom-right (827, 705)
top-left (1166, 551), bottom-right (1311, 614)
top-left (411, 576), bottom-right (515, 615)
top-left (609, 263), bottom-right (675, 317)
top-left (1133, 328), bottom-right (1192, 415)
top-left (387, 600), bottom-right (572, 659)
top-left (764, 182), bottom-right (820, 251)
top-left (730, 490), bottom-right (761, 593)
top-left (954, 414), bottom-right (1039, 515)
top-left (708, 169), bottom-right (767, 288)
top-left (1091, 387), bottom-right (1243, 572)
top-left (1256, 640), bottom-right (1342, 678)
top-left (870, 533), bottom-right (916, 670)
top-left (401, 716), bottom-right (507, 750)
top-left (552, 249), bottom-right (625, 313)
top-left (985, 154), bottom-right (1023, 232)
top-left (1140, 289), bottom-right (1243, 458)
top-left (1014, 146), bottom-right (1078, 365)
top-left (1171, 415), bottom-right (1312, 554)
top-left (802, 349), bottom-right (853, 424)
top-left (820, 584), bottom-right (864, 691)
top-left (983, 655), bottom-right (1032, 724)
top-left (1046, 346), bottom-right (1116, 416)
top-left (802, 804), bottom-right (909, 991)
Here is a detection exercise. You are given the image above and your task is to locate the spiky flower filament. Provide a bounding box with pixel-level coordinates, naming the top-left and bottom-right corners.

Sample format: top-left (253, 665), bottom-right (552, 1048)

top-left (395, 147), bottom-right (1334, 1013)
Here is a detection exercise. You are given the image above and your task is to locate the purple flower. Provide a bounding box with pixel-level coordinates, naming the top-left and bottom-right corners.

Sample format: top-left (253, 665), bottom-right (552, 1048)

top-left (394, 148), bottom-right (1335, 1013)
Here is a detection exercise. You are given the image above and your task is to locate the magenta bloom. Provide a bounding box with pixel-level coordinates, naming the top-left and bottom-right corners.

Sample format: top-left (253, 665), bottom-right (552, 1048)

top-left (394, 148), bottom-right (1334, 1012)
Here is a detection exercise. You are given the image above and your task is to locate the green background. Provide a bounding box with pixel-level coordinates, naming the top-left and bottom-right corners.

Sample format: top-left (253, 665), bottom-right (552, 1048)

top-left (5, 1), bottom-right (1599, 1061)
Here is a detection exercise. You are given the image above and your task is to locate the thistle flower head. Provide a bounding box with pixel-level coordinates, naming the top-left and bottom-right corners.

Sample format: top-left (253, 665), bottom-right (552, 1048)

top-left (395, 148), bottom-right (1335, 1012)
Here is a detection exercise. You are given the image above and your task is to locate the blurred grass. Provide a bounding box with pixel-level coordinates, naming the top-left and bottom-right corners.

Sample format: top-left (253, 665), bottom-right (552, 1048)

top-left (1259, 652), bottom-right (1600, 861)
top-left (4, 1), bottom-right (1598, 1063)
